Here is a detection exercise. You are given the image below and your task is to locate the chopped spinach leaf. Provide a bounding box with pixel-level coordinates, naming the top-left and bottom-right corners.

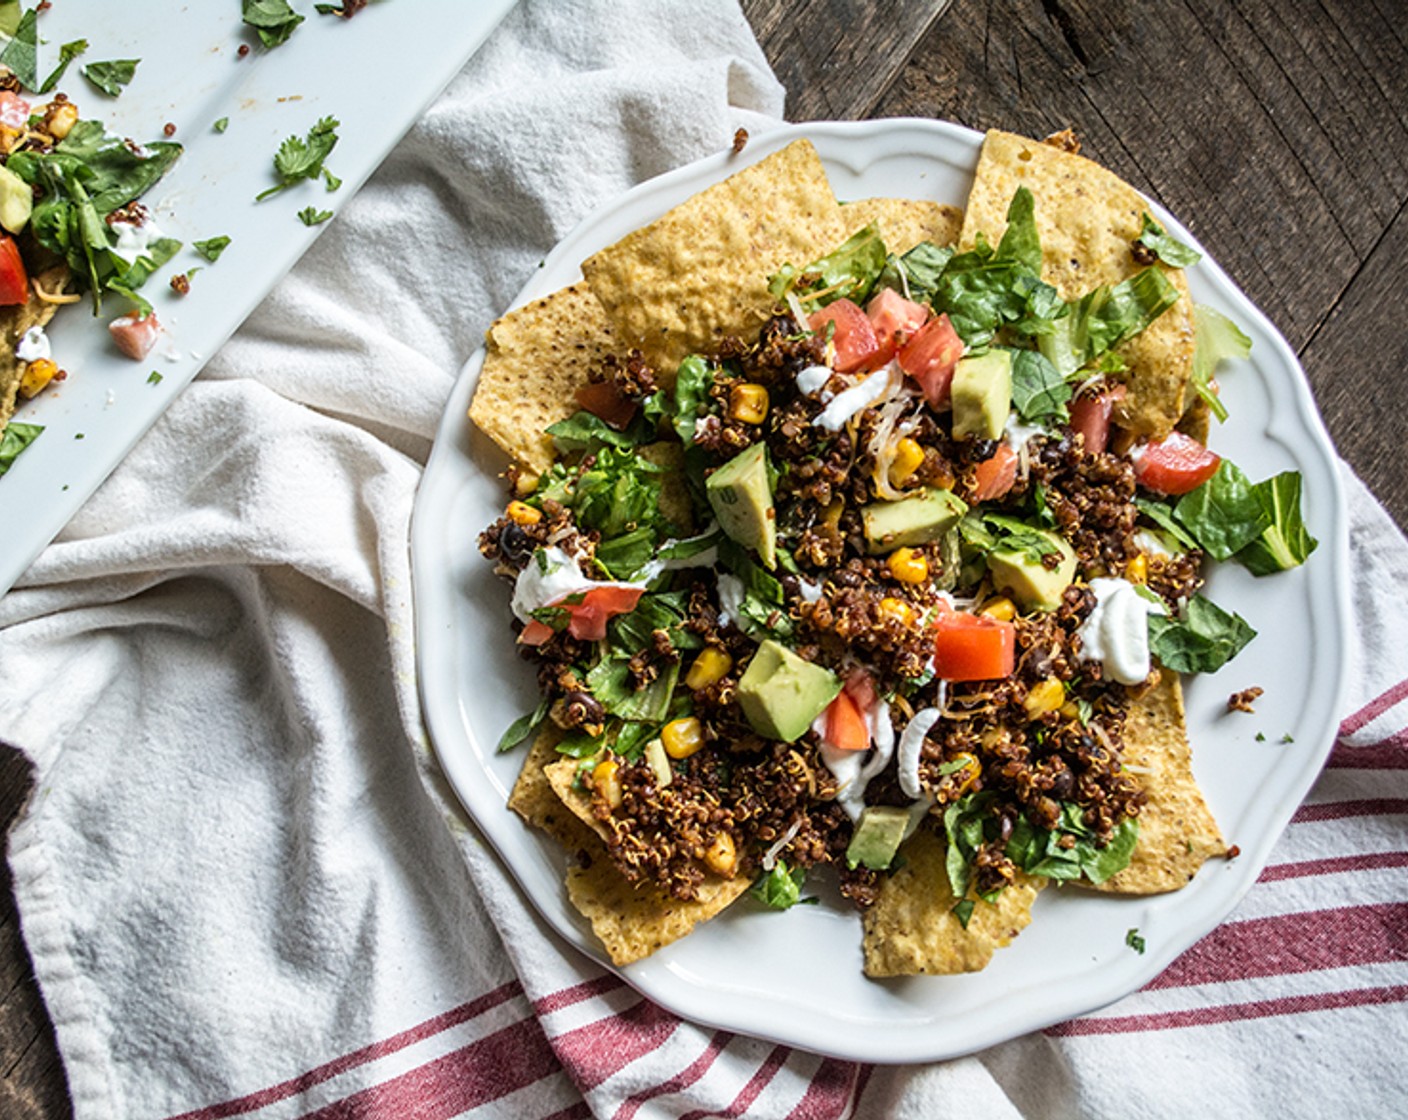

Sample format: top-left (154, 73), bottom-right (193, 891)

top-left (496, 697), bottom-right (551, 753)
top-left (0, 7), bottom-right (36, 90)
top-left (750, 860), bottom-right (814, 910)
top-left (39, 38), bottom-right (87, 94)
top-left (242, 0), bottom-right (305, 48)
top-left (1010, 347), bottom-right (1071, 425)
top-left (952, 899), bottom-right (976, 929)
top-left (1174, 460), bottom-right (1272, 561)
top-left (1134, 496), bottom-right (1198, 551)
top-left (193, 236), bottom-right (231, 263)
top-left (1147, 594), bottom-right (1256, 673)
top-left (83, 59), bottom-right (140, 97)
top-left (1235, 470), bottom-right (1316, 575)
top-left (875, 239), bottom-right (954, 305)
top-left (0, 420), bottom-right (42, 475)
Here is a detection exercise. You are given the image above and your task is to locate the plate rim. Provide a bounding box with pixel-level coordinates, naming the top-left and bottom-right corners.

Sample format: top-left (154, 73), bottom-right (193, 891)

top-left (412, 117), bottom-right (1352, 1063)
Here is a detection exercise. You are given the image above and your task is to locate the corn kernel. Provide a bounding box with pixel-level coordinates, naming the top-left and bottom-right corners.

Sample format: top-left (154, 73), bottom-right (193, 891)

top-left (506, 500), bottom-right (541, 526)
top-left (1059, 701), bottom-right (1081, 720)
top-left (729, 383), bottom-right (769, 424)
top-left (44, 101), bottom-right (79, 141)
top-left (685, 647), bottom-right (732, 690)
top-left (644, 738), bottom-right (673, 788)
top-left (949, 751), bottom-right (980, 795)
top-left (887, 547), bottom-right (929, 584)
top-left (1024, 677), bottom-right (1066, 719)
top-left (661, 716), bottom-right (704, 760)
top-left (513, 471), bottom-right (540, 497)
top-left (704, 831), bottom-right (737, 877)
top-left (979, 596), bottom-right (1016, 621)
top-left (18, 358), bottom-right (59, 399)
top-left (877, 597), bottom-right (916, 627)
top-left (888, 437), bottom-right (925, 487)
top-left (591, 759), bottom-right (623, 811)
top-left (821, 498), bottom-right (844, 530)
top-left (1124, 553), bottom-right (1148, 584)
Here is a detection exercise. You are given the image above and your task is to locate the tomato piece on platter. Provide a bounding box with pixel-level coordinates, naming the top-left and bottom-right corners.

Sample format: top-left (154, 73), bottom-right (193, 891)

top-left (824, 688), bottom-right (870, 752)
top-left (518, 619), bottom-right (555, 646)
top-left (971, 443), bottom-right (1019, 503)
top-left (575, 379), bottom-right (638, 430)
top-left (109, 312), bottom-right (163, 360)
top-left (932, 611), bottom-right (1016, 681)
top-left (1068, 384), bottom-right (1127, 456)
top-left (0, 237), bottom-right (28, 306)
top-left (810, 298), bottom-right (884, 373)
top-left (1133, 431), bottom-right (1221, 495)
top-left (897, 313), bottom-right (964, 409)
top-left (0, 91), bottom-right (30, 131)
top-left (866, 288), bottom-right (929, 363)
top-left (560, 585), bottom-right (644, 641)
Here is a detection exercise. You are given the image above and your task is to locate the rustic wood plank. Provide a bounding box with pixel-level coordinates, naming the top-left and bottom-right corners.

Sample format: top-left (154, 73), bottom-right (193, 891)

top-left (740, 0), bottom-right (953, 121)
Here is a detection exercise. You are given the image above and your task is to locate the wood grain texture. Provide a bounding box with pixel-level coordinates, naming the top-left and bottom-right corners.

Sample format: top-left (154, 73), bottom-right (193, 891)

top-left (2, 3), bottom-right (1405, 1116)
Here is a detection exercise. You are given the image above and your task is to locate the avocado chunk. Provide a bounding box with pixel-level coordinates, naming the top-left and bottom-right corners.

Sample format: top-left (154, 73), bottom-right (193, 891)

top-left (862, 488), bottom-right (968, 554)
top-left (737, 639), bottom-right (840, 742)
top-left (951, 348), bottom-right (1013, 441)
top-left (846, 805), bottom-right (912, 871)
top-left (0, 164), bottom-right (31, 235)
top-left (988, 527), bottom-right (1077, 612)
top-left (707, 442), bottom-right (777, 569)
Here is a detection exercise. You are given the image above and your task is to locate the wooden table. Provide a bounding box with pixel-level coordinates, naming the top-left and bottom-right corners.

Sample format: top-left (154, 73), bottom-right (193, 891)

top-left (3, 1), bottom-right (1404, 1115)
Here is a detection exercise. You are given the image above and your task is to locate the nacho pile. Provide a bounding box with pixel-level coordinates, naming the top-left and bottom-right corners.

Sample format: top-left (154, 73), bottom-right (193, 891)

top-left (468, 130), bottom-right (1311, 974)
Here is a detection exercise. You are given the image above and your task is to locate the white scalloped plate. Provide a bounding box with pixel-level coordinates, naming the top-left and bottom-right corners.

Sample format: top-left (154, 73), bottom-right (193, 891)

top-left (412, 120), bottom-right (1350, 1064)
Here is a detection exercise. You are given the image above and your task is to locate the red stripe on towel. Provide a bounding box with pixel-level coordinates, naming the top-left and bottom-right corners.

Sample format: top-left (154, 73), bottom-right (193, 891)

top-left (1339, 676), bottom-right (1408, 736)
top-left (300, 1016), bottom-right (562, 1120)
top-left (1259, 851), bottom-right (1408, 882)
top-left (165, 980), bottom-right (525, 1120)
top-left (1046, 985), bottom-right (1408, 1037)
top-left (1291, 799), bottom-right (1408, 824)
top-left (785, 1057), bottom-right (863, 1120)
top-left (678, 1043), bottom-right (790, 1120)
top-left (613, 1032), bottom-right (734, 1120)
top-left (534, 972), bottom-right (626, 1016)
top-left (1328, 729), bottom-right (1408, 769)
top-left (1146, 902), bottom-right (1408, 991)
top-left (552, 997), bottom-right (682, 1091)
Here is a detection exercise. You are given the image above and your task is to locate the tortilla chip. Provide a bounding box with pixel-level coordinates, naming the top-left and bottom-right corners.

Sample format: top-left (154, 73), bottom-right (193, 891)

top-left (567, 858), bottom-right (750, 967)
top-left (959, 130), bottom-right (1196, 439)
top-left (581, 140), bottom-right (846, 376)
top-left (508, 730), bottom-right (599, 851)
top-left (842, 198), bottom-right (963, 254)
top-left (0, 266), bottom-right (68, 434)
top-left (543, 757), bottom-right (613, 845)
top-left (469, 282), bottom-right (616, 474)
top-left (862, 828), bottom-right (1044, 977)
top-left (1087, 670), bottom-right (1226, 894)
top-left (1177, 394), bottom-right (1212, 445)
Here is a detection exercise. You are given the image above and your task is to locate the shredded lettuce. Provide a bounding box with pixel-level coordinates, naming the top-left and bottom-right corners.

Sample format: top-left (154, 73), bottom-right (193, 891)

top-left (768, 221), bottom-right (888, 309)
top-left (1136, 212), bottom-right (1202, 268)
top-left (1191, 304), bottom-right (1252, 423)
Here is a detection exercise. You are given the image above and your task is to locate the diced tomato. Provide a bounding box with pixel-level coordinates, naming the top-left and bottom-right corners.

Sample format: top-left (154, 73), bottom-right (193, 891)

top-left (575, 380), bottom-right (637, 430)
top-left (1133, 431), bottom-right (1221, 495)
top-left (0, 237), bottom-right (27, 306)
top-left (824, 688), bottom-right (870, 752)
top-left (866, 288), bottom-right (929, 363)
top-left (897, 313), bottom-right (964, 410)
top-left (0, 92), bottom-right (30, 131)
top-left (971, 443), bottom-right (1019, 503)
top-left (932, 611), bottom-right (1016, 682)
top-left (109, 312), bottom-right (163, 360)
top-left (560, 585), bottom-right (644, 641)
top-left (518, 619), bottom-right (554, 646)
top-left (844, 668), bottom-right (878, 714)
top-left (1068, 384), bottom-right (1126, 456)
top-left (809, 298), bottom-right (884, 373)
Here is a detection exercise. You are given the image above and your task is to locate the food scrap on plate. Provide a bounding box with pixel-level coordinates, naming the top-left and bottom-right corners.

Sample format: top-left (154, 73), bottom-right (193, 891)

top-left (468, 131), bottom-right (1316, 973)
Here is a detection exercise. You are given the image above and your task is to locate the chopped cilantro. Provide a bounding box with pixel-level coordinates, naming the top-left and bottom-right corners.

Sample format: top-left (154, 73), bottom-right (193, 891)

top-left (297, 206), bottom-right (333, 226)
top-left (242, 0), bottom-right (305, 48)
top-left (82, 59), bottom-right (140, 97)
top-left (323, 167), bottom-right (341, 191)
top-left (257, 116), bottom-right (340, 201)
top-left (213, 116), bottom-right (230, 134)
top-left (1280, 733), bottom-right (1294, 744)
top-left (192, 236), bottom-right (231, 262)
top-left (147, 370), bottom-right (163, 385)
top-left (1126, 928), bottom-right (1146, 954)
top-left (1255, 731), bottom-right (1266, 742)
top-left (74, 432), bottom-right (85, 440)
top-left (750, 861), bottom-right (816, 910)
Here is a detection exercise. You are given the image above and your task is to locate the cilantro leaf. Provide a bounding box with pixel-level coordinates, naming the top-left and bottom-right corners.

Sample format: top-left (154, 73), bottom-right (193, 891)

top-left (875, 240), bottom-right (954, 306)
top-left (297, 206), bottom-right (333, 226)
top-left (39, 38), bottom-right (87, 94)
top-left (213, 116), bottom-right (230, 134)
top-left (257, 116), bottom-right (340, 201)
top-left (1136, 212), bottom-right (1202, 268)
top-left (192, 236), bottom-right (231, 262)
top-left (242, 0), bottom-right (305, 48)
top-left (0, 420), bottom-right (42, 475)
top-left (1126, 927), bottom-right (1146, 954)
top-left (82, 59), bottom-right (140, 97)
top-left (750, 861), bottom-right (814, 910)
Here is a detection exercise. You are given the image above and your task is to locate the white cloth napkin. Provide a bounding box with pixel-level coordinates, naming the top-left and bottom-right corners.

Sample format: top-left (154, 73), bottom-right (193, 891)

top-left (1, 2), bottom-right (1404, 1118)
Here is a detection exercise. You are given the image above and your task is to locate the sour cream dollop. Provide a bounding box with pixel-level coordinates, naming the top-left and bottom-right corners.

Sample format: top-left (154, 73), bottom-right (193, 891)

top-left (813, 366), bottom-right (893, 431)
top-left (510, 545), bottom-right (644, 623)
top-left (109, 218), bottom-right (165, 258)
top-left (15, 326), bottom-right (49, 362)
top-left (818, 692), bottom-right (895, 821)
top-left (1077, 577), bottom-right (1166, 685)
